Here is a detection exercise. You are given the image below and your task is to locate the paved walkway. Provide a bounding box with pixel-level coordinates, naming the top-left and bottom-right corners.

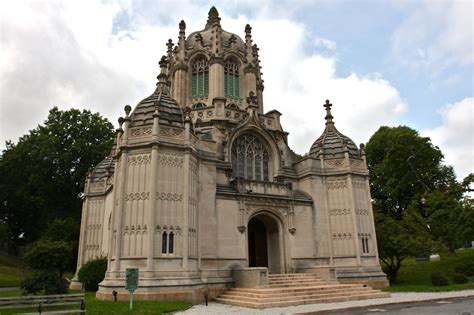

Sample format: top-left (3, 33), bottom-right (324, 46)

top-left (175, 290), bottom-right (474, 314)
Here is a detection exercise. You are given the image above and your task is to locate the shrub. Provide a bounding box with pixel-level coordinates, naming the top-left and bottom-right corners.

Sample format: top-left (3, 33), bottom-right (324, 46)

top-left (78, 257), bottom-right (108, 292)
top-left (21, 270), bottom-right (69, 295)
top-left (431, 271), bottom-right (449, 286)
top-left (453, 273), bottom-right (468, 284)
top-left (24, 240), bottom-right (72, 277)
top-left (454, 260), bottom-right (474, 277)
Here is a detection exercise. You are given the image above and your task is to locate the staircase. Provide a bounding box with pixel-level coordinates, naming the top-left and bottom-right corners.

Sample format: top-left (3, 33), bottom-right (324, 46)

top-left (216, 273), bottom-right (390, 309)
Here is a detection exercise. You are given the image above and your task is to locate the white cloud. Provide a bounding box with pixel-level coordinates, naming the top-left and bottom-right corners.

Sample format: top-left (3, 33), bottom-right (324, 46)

top-left (422, 98), bottom-right (474, 180)
top-left (314, 37), bottom-right (336, 50)
top-left (391, 1), bottom-right (473, 75)
top-left (1, 1), bottom-right (407, 162)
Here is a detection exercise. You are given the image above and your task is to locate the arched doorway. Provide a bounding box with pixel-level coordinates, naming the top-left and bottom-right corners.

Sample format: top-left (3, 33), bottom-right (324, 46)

top-left (248, 213), bottom-right (282, 273)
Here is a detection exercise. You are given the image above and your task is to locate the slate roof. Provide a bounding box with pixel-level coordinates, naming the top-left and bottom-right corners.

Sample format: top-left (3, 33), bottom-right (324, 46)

top-left (89, 155), bottom-right (115, 179)
top-left (309, 100), bottom-right (360, 159)
top-left (129, 91), bottom-right (184, 128)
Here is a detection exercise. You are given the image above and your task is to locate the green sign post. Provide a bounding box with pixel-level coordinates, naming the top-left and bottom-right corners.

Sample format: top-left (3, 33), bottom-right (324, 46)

top-left (125, 268), bottom-right (139, 310)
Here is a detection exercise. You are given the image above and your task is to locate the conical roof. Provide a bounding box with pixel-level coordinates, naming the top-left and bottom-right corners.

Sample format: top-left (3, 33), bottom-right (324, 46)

top-left (309, 100), bottom-right (360, 159)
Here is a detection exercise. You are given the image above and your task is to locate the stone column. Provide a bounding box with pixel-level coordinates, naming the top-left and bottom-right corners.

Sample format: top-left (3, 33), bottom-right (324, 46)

top-left (76, 176), bottom-right (91, 271)
top-left (112, 107), bottom-right (131, 272)
top-left (209, 58), bottom-right (224, 102)
top-left (147, 109), bottom-right (160, 271)
top-left (182, 119), bottom-right (191, 269)
top-left (347, 173), bottom-right (361, 266)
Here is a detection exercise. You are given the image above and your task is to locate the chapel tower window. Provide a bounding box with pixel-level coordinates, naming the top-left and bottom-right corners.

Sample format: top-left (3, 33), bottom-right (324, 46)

top-left (231, 133), bottom-right (270, 181)
top-left (191, 57), bottom-right (209, 97)
top-left (224, 59), bottom-right (240, 98)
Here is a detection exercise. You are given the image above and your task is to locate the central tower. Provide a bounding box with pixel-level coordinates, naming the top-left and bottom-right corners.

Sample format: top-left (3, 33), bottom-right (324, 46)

top-left (169, 7), bottom-right (265, 113)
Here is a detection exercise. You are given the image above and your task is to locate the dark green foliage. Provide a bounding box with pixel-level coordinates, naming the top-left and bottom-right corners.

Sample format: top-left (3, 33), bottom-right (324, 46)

top-left (365, 126), bottom-right (468, 284)
top-left (454, 260), bottom-right (474, 277)
top-left (78, 257), bottom-right (108, 292)
top-left (0, 107), bottom-right (114, 252)
top-left (431, 271), bottom-right (449, 286)
top-left (24, 240), bottom-right (72, 277)
top-left (453, 273), bottom-right (468, 284)
top-left (21, 270), bottom-right (69, 295)
top-left (42, 218), bottom-right (80, 272)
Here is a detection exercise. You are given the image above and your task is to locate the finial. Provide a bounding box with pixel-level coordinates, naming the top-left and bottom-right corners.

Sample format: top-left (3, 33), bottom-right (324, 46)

top-left (118, 117), bottom-right (124, 127)
top-left (156, 56), bottom-right (169, 94)
top-left (245, 24), bottom-right (252, 36)
top-left (124, 105), bottom-right (131, 117)
top-left (324, 99), bottom-right (334, 125)
top-left (167, 39), bottom-right (174, 54)
top-left (179, 20), bottom-right (186, 31)
top-left (206, 6), bottom-right (221, 27)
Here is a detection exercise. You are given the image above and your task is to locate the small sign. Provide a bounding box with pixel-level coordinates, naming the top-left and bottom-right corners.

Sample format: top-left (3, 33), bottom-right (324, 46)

top-left (125, 268), bottom-right (139, 310)
top-left (125, 268), bottom-right (139, 292)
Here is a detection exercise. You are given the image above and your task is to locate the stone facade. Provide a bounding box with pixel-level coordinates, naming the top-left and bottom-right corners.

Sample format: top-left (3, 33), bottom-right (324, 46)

top-left (74, 7), bottom-right (388, 303)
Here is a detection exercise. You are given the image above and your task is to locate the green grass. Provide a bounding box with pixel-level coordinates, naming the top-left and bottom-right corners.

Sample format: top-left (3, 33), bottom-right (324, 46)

top-left (0, 255), bottom-right (24, 287)
top-left (384, 248), bottom-right (474, 292)
top-left (0, 291), bottom-right (191, 314)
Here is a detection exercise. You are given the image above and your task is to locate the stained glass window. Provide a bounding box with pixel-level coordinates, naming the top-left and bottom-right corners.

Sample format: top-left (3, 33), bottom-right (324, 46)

top-left (231, 133), bottom-right (270, 181)
top-left (192, 57), bottom-right (209, 97)
top-left (224, 59), bottom-right (239, 98)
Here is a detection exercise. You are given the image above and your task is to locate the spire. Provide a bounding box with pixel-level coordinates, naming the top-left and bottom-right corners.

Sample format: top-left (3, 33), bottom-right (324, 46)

top-left (324, 99), bottom-right (334, 126)
top-left (155, 56), bottom-right (169, 94)
top-left (245, 24), bottom-right (255, 65)
top-left (206, 6), bottom-right (221, 28)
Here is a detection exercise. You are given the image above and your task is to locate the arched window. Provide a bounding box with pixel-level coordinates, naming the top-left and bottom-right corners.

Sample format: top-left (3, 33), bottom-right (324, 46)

top-left (224, 59), bottom-right (239, 98)
top-left (192, 57), bottom-right (209, 97)
top-left (169, 232), bottom-right (174, 254)
top-left (231, 133), bottom-right (269, 181)
top-left (161, 231), bottom-right (167, 254)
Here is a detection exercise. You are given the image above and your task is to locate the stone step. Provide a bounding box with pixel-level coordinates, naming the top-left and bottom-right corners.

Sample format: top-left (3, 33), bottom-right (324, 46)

top-left (228, 283), bottom-right (363, 294)
top-left (216, 292), bottom-right (390, 309)
top-left (220, 288), bottom-right (377, 301)
top-left (267, 273), bottom-right (322, 279)
top-left (217, 273), bottom-right (390, 309)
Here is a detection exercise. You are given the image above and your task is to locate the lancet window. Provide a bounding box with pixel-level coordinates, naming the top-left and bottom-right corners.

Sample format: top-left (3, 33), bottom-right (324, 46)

top-left (191, 57), bottom-right (209, 97)
top-left (231, 133), bottom-right (269, 181)
top-left (224, 59), bottom-right (240, 98)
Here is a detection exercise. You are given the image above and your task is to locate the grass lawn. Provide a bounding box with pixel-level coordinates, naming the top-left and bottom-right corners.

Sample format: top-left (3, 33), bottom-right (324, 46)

top-left (0, 255), bottom-right (24, 287)
top-left (384, 248), bottom-right (474, 292)
top-left (0, 291), bottom-right (191, 314)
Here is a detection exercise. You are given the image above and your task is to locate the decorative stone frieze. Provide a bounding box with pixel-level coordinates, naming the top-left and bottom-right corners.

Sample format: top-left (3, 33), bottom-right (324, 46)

top-left (156, 192), bottom-right (183, 201)
top-left (130, 126), bottom-right (152, 137)
top-left (125, 192), bottom-right (150, 201)
top-left (128, 153), bottom-right (152, 166)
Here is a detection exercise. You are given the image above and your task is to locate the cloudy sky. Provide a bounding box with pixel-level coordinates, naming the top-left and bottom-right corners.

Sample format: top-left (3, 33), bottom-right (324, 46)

top-left (1, 0), bottom-right (472, 180)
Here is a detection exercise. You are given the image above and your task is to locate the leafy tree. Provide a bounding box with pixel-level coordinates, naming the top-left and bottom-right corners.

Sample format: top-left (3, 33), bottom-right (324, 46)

top-left (365, 126), bottom-right (463, 283)
top-left (0, 107), bottom-right (114, 252)
top-left (23, 240), bottom-right (72, 278)
top-left (42, 218), bottom-right (80, 271)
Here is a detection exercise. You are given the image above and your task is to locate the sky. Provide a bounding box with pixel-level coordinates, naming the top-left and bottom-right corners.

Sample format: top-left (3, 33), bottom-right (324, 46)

top-left (0, 0), bottom-right (473, 180)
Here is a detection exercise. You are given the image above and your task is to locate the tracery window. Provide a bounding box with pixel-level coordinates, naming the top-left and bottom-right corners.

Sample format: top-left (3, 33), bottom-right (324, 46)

top-left (224, 59), bottom-right (240, 98)
top-left (192, 57), bottom-right (209, 97)
top-left (231, 133), bottom-right (269, 181)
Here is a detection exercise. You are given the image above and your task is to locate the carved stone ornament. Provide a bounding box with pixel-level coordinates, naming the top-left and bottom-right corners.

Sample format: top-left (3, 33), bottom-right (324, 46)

top-left (288, 227), bottom-right (296, 234)
top-left (238, 226), bottom-right (246, 233)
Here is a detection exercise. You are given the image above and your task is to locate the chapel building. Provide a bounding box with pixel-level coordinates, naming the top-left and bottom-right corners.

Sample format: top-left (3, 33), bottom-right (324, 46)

top-left (75, 7), bottom-right (388, 302)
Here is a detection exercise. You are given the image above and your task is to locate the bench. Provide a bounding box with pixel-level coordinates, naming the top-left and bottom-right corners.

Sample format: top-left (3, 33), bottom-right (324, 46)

top-left (0, 293), bottom-right (85, 314)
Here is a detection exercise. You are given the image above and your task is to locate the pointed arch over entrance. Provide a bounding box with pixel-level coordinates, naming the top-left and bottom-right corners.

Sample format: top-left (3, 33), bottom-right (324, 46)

top-left (247, 213), bottom-right (283, 274)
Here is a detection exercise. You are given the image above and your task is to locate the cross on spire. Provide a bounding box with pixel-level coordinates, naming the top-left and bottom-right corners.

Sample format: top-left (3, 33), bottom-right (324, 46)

top-left (324, 99), bottom-right (334, 125)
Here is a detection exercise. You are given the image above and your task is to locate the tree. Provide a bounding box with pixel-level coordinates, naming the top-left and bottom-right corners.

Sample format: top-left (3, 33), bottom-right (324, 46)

top-left (0, 107), bottom-right (114, 252)
top-left (365, 126), bottom-right (462, 283)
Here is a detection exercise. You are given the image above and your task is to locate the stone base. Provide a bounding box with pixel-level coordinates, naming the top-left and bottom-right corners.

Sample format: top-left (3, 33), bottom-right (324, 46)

top-left (96, 287), bottom-right (227, 304)
top-left (69, 276), bottom-right (82, 290)
top-left (336, 268), bottom-right (389, 289)
top-left (96, 273), bottom-right (233, 304)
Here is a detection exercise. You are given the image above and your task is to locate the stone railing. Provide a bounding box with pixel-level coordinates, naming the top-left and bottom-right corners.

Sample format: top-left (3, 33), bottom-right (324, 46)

top-left (232, 178), bottom-right (292, 197)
